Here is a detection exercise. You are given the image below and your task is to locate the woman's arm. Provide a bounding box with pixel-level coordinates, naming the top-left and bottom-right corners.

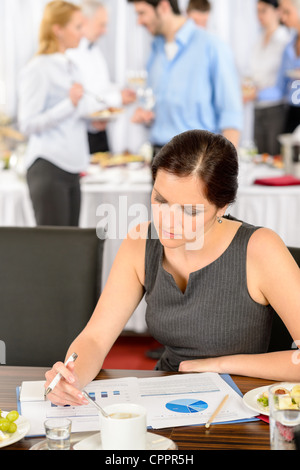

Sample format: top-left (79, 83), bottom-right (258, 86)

top-left (45, 225), bottom-right (147, 406)
top-left (180, 229), bottom-right (300, 381)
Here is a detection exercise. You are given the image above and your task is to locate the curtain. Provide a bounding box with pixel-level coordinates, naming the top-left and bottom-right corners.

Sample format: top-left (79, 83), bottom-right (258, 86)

top-left (0, 0), bottom-right (260, 149)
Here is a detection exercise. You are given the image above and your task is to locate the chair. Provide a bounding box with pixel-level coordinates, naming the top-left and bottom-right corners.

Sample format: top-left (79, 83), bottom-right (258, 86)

top-left (267, 246), bottom-right (300, 352)
top-left (0, 226), bottom-right (105, 366)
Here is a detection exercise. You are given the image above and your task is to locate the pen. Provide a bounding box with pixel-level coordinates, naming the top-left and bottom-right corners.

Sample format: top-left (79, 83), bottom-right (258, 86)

top-left (44, 352), bottom-right (78, 398)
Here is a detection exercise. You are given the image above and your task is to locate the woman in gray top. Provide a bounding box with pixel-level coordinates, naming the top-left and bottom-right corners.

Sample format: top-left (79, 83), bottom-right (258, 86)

top-left (45, 130), bottom-right (300, 407)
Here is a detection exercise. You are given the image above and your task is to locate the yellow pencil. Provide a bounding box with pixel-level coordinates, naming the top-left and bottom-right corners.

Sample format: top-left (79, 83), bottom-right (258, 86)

top-left (205, 394), bottom-right (229, 429)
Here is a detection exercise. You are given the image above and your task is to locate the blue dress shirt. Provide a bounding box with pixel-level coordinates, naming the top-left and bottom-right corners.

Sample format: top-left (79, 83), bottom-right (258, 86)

top-left (258, 33), bottom-right (300, 107)
top-left (146, 20), bottom-right (243, 146)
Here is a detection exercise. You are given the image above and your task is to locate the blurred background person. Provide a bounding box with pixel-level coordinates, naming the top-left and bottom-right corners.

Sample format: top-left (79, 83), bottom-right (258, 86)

top-left (128, 0), bottom-right (243, 155)
top-left (68, 0), bottom-right (136, 154)
top-left (245, 0), bottom-right (290, 155)
top-left (186, 0), bottom-right (211, 29)
top-left (258, 0), bottom-right (300, 133)
top-left (279, 0), bottom-right (300, 132)
top-left (18, 1), bottom-right (98, 226)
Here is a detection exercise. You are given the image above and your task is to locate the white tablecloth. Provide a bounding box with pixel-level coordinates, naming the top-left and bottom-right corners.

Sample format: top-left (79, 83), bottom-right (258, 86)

top-left (230, 161), bottom-right (300, 247)
top-left (1, 161), bottom-right (300, 332)
top-left (80, 167), bottom-right (152, 333)
top-left (0, 171), bottom-right (35, 226)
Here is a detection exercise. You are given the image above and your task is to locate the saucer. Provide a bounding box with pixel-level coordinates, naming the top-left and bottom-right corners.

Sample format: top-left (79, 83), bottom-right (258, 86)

top-left (73, 431), bottom-right (177, 450)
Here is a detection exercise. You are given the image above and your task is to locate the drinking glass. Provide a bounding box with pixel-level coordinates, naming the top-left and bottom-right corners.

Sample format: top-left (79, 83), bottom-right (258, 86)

top-left (269, 383), bottom-right (300, 450)
top-left (44, 418), bottom-right (72, 450)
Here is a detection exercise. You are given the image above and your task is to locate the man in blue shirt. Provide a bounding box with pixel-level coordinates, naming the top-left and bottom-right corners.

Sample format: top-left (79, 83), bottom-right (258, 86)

top-left (128, 0), bottom-right (243, 151)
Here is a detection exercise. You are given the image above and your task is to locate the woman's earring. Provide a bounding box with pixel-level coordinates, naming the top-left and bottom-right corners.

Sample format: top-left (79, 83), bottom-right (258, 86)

top-left (217, 216), bottom-right (223, 224)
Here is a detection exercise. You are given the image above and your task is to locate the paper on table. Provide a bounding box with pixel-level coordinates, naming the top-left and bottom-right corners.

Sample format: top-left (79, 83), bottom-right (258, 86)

top-left (18, 373), bottom-right (257, 436)
top-left (137, 373), bottom-right (257, 429)
top-left (19, 381), bottom-right (46, 402)
top-left (18, 377), bottom-right (139, 436)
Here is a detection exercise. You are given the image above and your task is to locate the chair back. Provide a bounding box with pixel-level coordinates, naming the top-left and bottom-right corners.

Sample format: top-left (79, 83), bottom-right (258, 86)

top-left (267, 246), bottom-right (300, 352)
top-left (0, 226), bottom-right (105, 366)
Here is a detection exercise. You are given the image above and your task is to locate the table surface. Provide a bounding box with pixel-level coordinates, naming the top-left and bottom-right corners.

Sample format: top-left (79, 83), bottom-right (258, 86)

top-left (0, 367), bottom-right (273, 451)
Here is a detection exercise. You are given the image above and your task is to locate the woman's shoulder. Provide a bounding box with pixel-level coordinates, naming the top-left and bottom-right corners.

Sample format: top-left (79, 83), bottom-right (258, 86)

top-left (21, 55), bottom-right (48, 77)
top-left (247, 226), bottom-right (292, 266)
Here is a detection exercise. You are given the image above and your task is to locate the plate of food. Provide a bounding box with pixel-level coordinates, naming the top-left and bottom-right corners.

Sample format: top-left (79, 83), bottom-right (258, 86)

top-left (243, 383), bottom-right (300, 416)
top-left (87, 107), bottom-right (124, 122)
top-left (0, 410), bottom-right (30, 448)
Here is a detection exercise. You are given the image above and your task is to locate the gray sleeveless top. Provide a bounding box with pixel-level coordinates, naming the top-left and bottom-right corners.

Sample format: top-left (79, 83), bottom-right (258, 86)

top-left (144, 219), bottom-right (274, 371)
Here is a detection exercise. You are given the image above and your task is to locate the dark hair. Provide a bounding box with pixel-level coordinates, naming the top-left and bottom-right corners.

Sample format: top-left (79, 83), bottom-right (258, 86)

top-left (152, 130), bottom-right (238, 209)
top-left (258, 0), bottom-right (279, 8)
top-left (187, 0), bottom-right (211, 13)
top-left (127, 0), bottom-right (181, 15)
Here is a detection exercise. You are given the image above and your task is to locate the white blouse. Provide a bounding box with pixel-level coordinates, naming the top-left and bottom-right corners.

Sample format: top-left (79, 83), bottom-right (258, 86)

top-left (251, 25), bottom-right (291, 108)
top-left (18, 53), bottom-right (98, 173)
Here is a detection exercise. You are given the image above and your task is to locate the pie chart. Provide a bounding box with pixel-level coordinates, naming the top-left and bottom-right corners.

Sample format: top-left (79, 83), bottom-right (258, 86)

top-left (165, 398), bottom-right (208, 414)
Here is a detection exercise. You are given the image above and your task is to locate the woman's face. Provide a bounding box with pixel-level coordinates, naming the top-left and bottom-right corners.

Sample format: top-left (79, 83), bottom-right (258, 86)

top-left (257, 2), bottom-right (279, 28)
top-left (53, 10), bottom-right (84, 51)
top-left (151, 170), bottom-right (225, 251)
top-left (280, 0), bottom-right (300, 28)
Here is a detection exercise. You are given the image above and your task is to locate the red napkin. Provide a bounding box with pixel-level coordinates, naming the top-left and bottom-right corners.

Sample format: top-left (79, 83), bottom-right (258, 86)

top-left (257, 414), bottom-right (269, 423)
top-left (254, 175), bottom-right (300, 186)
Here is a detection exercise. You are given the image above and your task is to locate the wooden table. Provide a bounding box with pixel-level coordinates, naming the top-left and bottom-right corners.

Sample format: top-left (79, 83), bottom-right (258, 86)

top-left (0, 367), bottom-right (272, 451)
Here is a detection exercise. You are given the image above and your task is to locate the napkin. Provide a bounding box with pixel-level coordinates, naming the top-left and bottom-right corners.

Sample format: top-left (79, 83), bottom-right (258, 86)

top-left (254, 175), bottom-right (300, 186)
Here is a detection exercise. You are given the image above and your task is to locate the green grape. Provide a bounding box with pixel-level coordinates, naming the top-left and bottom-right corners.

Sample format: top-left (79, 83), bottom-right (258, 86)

top-left (0, 418), bottom-right (10, 432)
top-left (7, 422), bottom-right (17, 434)
top-left (6, 410), bottom-right (19, 422)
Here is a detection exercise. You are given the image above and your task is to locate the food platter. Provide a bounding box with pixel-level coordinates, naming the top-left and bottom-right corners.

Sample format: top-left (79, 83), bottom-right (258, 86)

top-left (87, 107), bottom-right (124, 122)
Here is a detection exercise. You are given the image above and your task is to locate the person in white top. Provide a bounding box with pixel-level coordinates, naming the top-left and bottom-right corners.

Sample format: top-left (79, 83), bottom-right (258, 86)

top-left (18, 1), bottom-right (99, 226)
top-left (68, 0), bottom-right (136, 153)
top-left (246, 0), bottom-right (291, 155)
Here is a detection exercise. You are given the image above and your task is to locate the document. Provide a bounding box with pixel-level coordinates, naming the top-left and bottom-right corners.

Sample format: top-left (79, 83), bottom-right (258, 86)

top-left (18, 373), bottom-right (257, 436)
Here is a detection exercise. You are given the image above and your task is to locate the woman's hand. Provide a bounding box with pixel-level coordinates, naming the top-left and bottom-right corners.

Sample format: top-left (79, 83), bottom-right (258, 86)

top-left (91, 120), bottom-right (108, 131)
top-left (69, 83), bottom-right (84, 107)
top-left (131, 107), bottom-right (155, 124)
top-left (121, 89), bottom-right (136, 105)
top-left (44, 361), bottom-right (89, 407)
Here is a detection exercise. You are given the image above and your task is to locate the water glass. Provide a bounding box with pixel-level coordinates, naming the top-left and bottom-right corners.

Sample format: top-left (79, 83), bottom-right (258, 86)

top-left (269, 383), bottom-right (300, 450)
top-left (44, 418), bottom-right (72, 450)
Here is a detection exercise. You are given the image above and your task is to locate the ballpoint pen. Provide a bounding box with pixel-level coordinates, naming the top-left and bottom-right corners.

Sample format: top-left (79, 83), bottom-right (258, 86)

top-left (44, 352), bottom-right (78, 398)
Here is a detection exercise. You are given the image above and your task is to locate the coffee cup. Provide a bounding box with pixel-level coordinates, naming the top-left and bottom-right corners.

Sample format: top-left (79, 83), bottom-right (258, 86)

top-left (100, 403), bottom-right (147, 450)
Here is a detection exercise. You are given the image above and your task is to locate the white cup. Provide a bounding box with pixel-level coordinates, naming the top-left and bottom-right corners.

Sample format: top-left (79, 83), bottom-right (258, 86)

top-left (100, 403), bottom-right (147, 450)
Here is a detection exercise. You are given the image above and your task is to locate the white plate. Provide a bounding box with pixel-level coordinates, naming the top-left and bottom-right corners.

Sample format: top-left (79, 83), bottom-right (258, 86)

top-left (86, 110), bottom-right (123, 122)
top-left (242, 386), bottom-right (271, 416)
top-left (0, 412), bottom-right (30, 448)
top-left (242, 383), bottom-right (298, 417)
top-left (73, 431), bottom-right (177, 450)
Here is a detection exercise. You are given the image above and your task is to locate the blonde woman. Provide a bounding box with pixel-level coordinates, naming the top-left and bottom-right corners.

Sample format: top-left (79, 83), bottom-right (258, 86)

top-left (18, 1), bottom-right (97, 226)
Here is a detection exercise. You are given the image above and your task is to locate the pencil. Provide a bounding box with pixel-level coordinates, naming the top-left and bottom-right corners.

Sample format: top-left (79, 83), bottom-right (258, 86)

top-left (205, 394), bottom-right (229, 429)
